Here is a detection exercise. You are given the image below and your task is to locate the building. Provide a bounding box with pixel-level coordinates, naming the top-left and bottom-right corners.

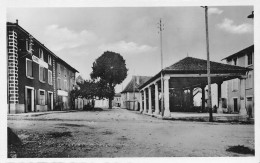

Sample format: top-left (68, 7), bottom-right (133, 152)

top-left (121, 76), bottom-right (151, 110)
top-left (222, 45), bottom-right (254, 117)
top-left (112, 93), bottom-right (121, 107)
top-left (138, 57), bottom-right (251, 117)
top-left (7, 20), bottom-right (78, 114)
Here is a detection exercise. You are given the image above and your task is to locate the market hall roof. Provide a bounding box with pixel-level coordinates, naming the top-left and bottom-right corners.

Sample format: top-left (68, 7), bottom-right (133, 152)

top-left (139, 57), bottom-right (252, 90)
top-left (121, 76), bottom-right (151, 93)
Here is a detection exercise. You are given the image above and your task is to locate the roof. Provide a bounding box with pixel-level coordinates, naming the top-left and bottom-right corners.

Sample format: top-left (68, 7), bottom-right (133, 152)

top-left (164, 57), bottom-right (250, 73)
top-left (139, 56), bottom-right (252, 89)
top-left (7, 22), bottom-right (79, 73)
top-left (121, 76), bottom-right (151, 93)
top-left (222, 45), bottom-right (254, 61)
top-left (114, 93), bottom-right (121, 97)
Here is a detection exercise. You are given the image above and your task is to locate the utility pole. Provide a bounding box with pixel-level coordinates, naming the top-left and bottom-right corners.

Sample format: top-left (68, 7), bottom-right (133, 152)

top-left (202, 6), bottom-right (213, 122)
top-left (158, 18), bottom-right (165, 116)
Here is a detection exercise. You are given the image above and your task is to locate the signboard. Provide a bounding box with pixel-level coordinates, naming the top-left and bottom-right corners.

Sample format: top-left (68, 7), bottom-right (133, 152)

top-left (57, 90), bottom-right (68, 96)
top-left (32, 55), bottom-right (48, 68)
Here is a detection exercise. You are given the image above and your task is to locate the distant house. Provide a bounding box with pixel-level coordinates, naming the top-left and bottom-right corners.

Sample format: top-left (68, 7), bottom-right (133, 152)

top-left (121, 76), bottom-right (151, 110)
top-left (221, 45), bottom-right (254, 117)
top-left (112, 93), bottom-right (121, 107)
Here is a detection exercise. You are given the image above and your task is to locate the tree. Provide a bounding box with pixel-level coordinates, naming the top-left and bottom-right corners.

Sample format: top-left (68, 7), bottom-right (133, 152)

top-left (91, 51), bottom-right (128, 108)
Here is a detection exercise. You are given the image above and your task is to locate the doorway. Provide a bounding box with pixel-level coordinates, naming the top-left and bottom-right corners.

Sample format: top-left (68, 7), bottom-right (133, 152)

top-left (48, 92), bottom-right (53, 111)
top-left (25, 87), bottom-right (34, 112)
top-left (233, 98), bottom-right (238, 112)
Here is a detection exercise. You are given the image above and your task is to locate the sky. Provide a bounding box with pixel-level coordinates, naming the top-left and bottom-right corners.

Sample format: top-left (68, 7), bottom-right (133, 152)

top-left (7, 6), bottom-right (254, 93)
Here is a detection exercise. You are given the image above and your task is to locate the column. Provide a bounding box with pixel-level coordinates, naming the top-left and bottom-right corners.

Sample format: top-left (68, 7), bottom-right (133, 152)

top-left (164, 76), bottom-right (171, 117)
top-left (201, 86), bottom-right (205, 111)
top-left (139, 91), bottom-right (143, 113)
top-left (148, 86), bottom-right (152, 114)
top-left (189, 87), bottom-right (193, 109)
top-left (217, 82), bottom-right (222, 108)
top-left (143, 89), bottom-right (147, 113)
top-left (154, 82), bottom-right (160, 115)
top-left (239, 78), bottom-right (247, 115)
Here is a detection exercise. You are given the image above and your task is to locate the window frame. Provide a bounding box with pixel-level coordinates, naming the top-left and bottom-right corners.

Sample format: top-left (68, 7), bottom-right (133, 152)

top-left (247, 53), bottom-right (253, 66)
top-left (26, 58), bottom-right (33, 79)
top-left (48, 70), bottom-right (52, 85)
top-left (39, 65), bottom-right (46, 83)
top-left (39, 49), bottom-right (44, 60)
top-left (38, 89), bottom-right (46, 106)
top-left (48, 55), bottom-right (52, 65)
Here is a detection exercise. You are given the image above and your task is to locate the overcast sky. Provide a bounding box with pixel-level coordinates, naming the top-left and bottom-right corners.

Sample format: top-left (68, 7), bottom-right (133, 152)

top-left (7, 6), bottom-right (253, 93)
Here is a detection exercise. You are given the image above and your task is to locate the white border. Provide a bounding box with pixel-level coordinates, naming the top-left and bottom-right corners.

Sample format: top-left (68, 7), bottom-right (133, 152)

top-left (2, 1), bottom-right (259, 163)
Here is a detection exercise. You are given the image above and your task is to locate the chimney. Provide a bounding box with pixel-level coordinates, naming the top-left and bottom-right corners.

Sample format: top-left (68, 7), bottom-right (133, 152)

top-left (16, 19), bottom-right (18, 24)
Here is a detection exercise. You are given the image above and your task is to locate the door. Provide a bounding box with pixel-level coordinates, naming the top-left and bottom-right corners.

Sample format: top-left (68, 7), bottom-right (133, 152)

top-left (48, 92), bottom-right (53, 111)
top-left (233, 98), bottom-right (238, 112)
top-left (247, 97), bottom-right (253, 118)
top-left (27, 89), bottom-right (32, 112)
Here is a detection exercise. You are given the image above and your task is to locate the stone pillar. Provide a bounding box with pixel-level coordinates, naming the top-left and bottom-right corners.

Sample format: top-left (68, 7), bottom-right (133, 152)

top-left (201, 86), bottom-right (205, 111)
top-left (139, 91), bottom-right (143, 113)
top-left (239, 78), bottom-right (247, 115)
top-left (164, 76), bottom-right (171, 117)
top-left (148, 86), bottom-right (152, 114)
top-left (189, 87), bottom-right (193, 109)
top-left (143, 89), bottom-right (147, 113)
top-left (217, 82), bottom-right (222, 108)
top-left (154, 82), bottom-right (160, 115)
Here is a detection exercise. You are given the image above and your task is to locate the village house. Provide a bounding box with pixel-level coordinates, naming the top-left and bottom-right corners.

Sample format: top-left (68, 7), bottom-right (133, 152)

top-left (112, 93), bottom-right (121, 107)
top-left (121, 76), bottom-right (151, 110)
top-left (221, 45), bottom-right (254, 117)
top-left (7, 20), bottom-right (78, 114)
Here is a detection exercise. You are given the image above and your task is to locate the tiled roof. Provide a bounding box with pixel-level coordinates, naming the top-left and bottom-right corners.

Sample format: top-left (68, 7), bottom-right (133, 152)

top-left (164, 57), bottom-right (251, 73)
top-left (139, 57), bottom-right (251, 89)
top-left (222, 45), bottom-right (254, 61)
top-left (7, 22), bottom-right (78, 73)
top-left (121, 76), bottom-right (151, 93)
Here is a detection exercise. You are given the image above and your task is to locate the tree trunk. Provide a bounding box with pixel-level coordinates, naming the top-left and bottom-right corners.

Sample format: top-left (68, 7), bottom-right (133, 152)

top-left (109, 97), bottom-right (112, 109)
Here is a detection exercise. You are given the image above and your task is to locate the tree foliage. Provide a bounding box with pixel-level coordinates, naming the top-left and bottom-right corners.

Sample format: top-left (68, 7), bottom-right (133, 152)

top-left (91, 51), bottom-right (128, 108)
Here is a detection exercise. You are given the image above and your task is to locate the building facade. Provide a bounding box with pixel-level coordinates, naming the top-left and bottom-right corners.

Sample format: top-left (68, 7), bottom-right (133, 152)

top-left (7, 21), bottom-right (78, 114)
top-left (112, 93), bottom-right (121, 107)
top-left (222, 45), bottom-right (254, 117)
top-left (121, 76), bottom-right (151, 110)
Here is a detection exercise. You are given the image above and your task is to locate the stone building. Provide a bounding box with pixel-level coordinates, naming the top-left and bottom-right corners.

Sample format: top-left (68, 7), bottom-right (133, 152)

top-left (7, 20), bottom-right (78, 113)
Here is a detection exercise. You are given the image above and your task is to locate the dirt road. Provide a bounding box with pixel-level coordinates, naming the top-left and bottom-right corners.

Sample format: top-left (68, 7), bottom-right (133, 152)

top-left (8, 108), bottom-right (254, 157)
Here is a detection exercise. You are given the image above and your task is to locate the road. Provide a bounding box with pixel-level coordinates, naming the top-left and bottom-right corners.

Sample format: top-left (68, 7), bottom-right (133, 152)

top-left (8, 108), bottom-right (254, 157)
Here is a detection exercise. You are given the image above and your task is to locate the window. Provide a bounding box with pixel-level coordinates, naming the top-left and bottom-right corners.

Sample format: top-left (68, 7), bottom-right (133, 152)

top-left (64, 68), bottom-right (67, 77)
top-left (48, 55), bottom-right (52, 65)
top-left (232, 78), bottom-right (239, 91)
top-left (38, 90), bottom-right (45, 105)
top-left (39, 66), bottom-right (46, 82)
top-left (57, 63), bottom-right (61, 75)
top-left (247, 53), bottom-right (253, 66)
top-left (48, 70), bottom-right (52, 85)
top-left (246, 72), bottom-right (253, 89)
top-left (64, 80), bottom-right (67, 90)
top-left (26, 59), bottom-right (33, 78)
top-left (26, 40), bottom-right (30, 51)
top-left (57, 78), bottom-right (61, 89)
top-left (233, 58), bottom-right (237, 66)
top-left (39, 49), bottom-right (44, 60)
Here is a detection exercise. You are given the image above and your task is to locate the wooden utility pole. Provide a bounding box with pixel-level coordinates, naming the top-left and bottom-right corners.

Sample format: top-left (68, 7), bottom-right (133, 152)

top-left (158, 19), bottom-right (164, 116)
top-left (203, 6), bottom-right (213, 122)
